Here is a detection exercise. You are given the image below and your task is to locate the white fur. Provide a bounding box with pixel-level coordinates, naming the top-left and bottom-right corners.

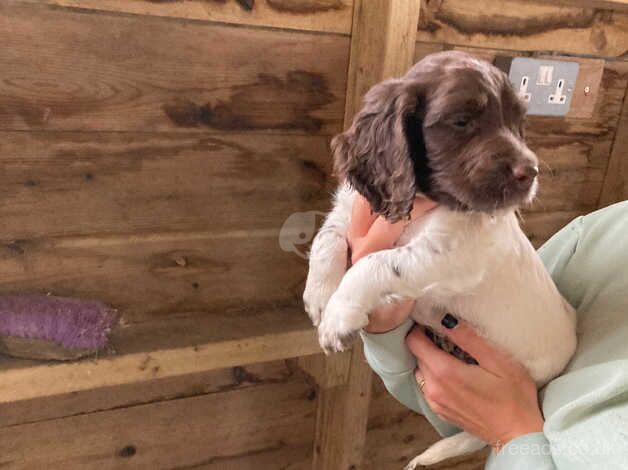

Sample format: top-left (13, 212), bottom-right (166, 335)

top-left (304, 186), bottom-right (577, 467)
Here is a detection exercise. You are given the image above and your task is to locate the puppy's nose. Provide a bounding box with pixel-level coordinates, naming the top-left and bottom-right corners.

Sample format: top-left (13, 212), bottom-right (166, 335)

top-left (513, 164), bottom-right (539, 184)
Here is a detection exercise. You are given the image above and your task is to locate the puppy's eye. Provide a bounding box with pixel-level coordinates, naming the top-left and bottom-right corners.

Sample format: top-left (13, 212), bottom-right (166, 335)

top-left (451, 114), bottom-right (473, 130)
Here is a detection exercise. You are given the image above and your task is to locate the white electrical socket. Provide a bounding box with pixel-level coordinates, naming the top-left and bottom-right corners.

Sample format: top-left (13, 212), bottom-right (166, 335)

top-left (519, 76), bottom-right (531, 102)
top-left (508, 58), bottom-right (579, 116)
top-left (548, 79), bottom-right (567, 104)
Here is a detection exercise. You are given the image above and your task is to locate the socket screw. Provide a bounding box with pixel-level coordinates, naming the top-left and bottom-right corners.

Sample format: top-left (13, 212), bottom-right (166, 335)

top-left (584, 86), bottom-right (591, 95)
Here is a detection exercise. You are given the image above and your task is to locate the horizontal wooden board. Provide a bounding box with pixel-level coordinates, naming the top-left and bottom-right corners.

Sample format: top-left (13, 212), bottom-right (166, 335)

top-left (0, 231), bottom-right (311, 321)
top-left (0, 359), bottom-right (301, 426)
top-left (0, 227), bottom-right (321, 402)
top-left (31, 0), bottom-right (354, 34)
top-left (551, 0), bottom-right (628, 13)
top-left (0, 306), bottom-right (319, 404)
top-left (0, 132), bottom-right (333, 239)
top-left (0, 379), bottom-right (316, 469)
top-left (0, 2), bottom-right (349, 133)
top-left (417, 0), bottom-right (628, 58)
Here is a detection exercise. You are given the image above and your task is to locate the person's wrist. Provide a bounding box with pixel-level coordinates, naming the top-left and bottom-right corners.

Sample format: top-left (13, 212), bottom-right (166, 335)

top-left (364, 318), bottom-right (403, 334)
top-left (492, 416), bottom-right (544, 452)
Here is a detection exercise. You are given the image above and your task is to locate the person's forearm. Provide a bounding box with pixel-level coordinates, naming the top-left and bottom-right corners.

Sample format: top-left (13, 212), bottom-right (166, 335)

top-left (360, 321), bottom-right (459, 437)
top-left (350, 217), bottom-right (406, 265)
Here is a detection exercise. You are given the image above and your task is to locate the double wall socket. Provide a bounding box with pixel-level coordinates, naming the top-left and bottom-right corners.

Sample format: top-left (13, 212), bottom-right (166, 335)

top-left (507, 57), bottom-right (580, 117)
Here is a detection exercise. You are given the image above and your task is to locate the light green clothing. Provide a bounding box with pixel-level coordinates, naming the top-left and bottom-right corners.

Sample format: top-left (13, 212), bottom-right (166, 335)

top-left (361, 201), bottom-right (628, 469)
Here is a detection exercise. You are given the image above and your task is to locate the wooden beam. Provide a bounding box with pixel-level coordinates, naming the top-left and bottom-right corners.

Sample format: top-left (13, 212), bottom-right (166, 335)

top-left (311, 1), bottom-right (421, 469)
top-left (0, 379), bottom-right (317, 469)
top-left (30, 0), bottom-right (355, 34)
top-left (0, 322), bottom-right (319, 405)
top-left (298, 351), bottom-right (351, 389)
top-left (598, 83), bottom-right (628, 206)
top-left (344, 0), bottom-right (421, 124)
top-left (0, 2), bottom-right (349, 134)
top-left (312, 346), bottom-right (374, 470)
top-left (416, 0), bottom-right (628, 58)
top-left (550, 0), bottom-right (628, 13)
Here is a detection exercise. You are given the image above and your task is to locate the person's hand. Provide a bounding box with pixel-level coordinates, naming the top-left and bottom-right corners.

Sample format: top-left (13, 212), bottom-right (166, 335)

top-left (363, 197), bottom-right (437, 333)
top-left (406, 315), bottom-right (544, 452)
top-left (409, 197), bottom-right (438, 220)
top-left (364, 300), bottom-right (415, 333)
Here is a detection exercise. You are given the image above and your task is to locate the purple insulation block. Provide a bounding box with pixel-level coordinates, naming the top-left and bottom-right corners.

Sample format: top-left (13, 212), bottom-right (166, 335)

top-left (0, 294), bottom-right (117, 350)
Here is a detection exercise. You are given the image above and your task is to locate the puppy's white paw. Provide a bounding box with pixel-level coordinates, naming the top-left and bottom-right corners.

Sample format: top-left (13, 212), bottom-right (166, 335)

top-left (317, 295), bottom-right (368, 354)
top-left (318, 321), bottom-right (358, 354)
top-left (404, 454), bottom-right (430, 470)
top-left (303, 277), bottom-right (339, 327)
top-left (303, 236), bottom-right (348, 326)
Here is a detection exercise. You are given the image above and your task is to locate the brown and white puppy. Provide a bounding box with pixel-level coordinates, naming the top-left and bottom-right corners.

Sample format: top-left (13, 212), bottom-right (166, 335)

top-left (333, 50), bottom-right (539, 221)
top-left (303, 51), bottom-right (576, 467)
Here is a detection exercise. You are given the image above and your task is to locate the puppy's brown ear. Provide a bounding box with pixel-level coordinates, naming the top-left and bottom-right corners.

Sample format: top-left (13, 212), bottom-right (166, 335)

top-left (332, 78), bottom-right (422, 222)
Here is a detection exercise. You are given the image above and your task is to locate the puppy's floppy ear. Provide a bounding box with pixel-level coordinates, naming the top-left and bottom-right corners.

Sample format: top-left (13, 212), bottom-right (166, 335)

top-left (332, 78), bottom-right (424, 222)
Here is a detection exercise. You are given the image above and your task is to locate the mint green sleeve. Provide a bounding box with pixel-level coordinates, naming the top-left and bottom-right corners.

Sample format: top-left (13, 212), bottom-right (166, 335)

top-left (360, 319), bottom-right (459, 437)
top-left (487, 433), bottom-right (556, 470)
top-left (537, 216), bottom-right (584, 307)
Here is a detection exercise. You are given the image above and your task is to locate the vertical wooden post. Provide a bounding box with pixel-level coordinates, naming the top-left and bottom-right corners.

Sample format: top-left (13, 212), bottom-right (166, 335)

top-left (311, 1), bottom-right (421, 469)
top-left (598, 87), bottom-right (628, 206)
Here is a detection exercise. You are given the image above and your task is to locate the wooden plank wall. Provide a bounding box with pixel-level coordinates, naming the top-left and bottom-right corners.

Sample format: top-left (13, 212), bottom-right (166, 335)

top-left (0, 0), bottom-right (350, 363)
top-left (0, 359), bottom-right (319, 469)
top-left (0, 0), bottom-right (351, 468)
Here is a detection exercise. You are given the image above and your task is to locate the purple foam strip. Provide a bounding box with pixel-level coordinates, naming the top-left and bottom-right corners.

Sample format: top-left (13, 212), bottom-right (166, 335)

top-left (0, 294), bottom-right (117, 350)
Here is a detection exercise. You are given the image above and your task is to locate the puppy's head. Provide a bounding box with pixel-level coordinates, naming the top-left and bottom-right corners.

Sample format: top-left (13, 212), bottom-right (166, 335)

top-left (332, 51), bottom-right (538, 221)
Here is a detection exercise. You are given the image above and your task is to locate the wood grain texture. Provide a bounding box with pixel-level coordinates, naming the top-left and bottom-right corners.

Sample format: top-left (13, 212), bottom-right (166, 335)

top-left (520, 210), bottom-right (582, 247)
top-left (0, 132), bottom-right (332, 240)
top-left (0, 379), bottom-right (316, 469)
top-left (566, 58), bottom-right (606, 119)
top-left (0, 359), bottom-right (301, 426)
top-left (598, 81), bottom-right (628, 205)
top-left (298, 351), bottom-right (351, 388)
top-left (0, 2), bottom-right (348, 134)
top-left (417, 0), bottom-right (628, 58)
top-left (0, 311), bottom-right (319, 404)
top-left (33, 0), bottom-right (354, 34)
top-left (344, 0), bottom-right (421, 123)
top-left (312, 346), bottom-right (373, 470)
top-left (0, 231), bottom-right (309, 322)
top-left (0, 225), bottom-right (324, 402)
top-left (551, 0), bottom-right (628, 13)
top-left (526, 60), bottom-right (628, 223)
top-left (365, 378), bottom-right (488, 470)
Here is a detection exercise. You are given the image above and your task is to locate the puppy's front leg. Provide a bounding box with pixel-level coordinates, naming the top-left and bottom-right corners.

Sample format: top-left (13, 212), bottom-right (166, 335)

top-left (318, 235), bottom-right (482, 353)
top-left (303, 185), bottom-right (355, 326)
top-left (318, 247), bottom-right (419, 353)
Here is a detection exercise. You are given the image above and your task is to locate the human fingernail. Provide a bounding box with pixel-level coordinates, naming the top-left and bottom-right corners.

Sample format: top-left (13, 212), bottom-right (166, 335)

top-left (441, 313), bottom-right (458, 329)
